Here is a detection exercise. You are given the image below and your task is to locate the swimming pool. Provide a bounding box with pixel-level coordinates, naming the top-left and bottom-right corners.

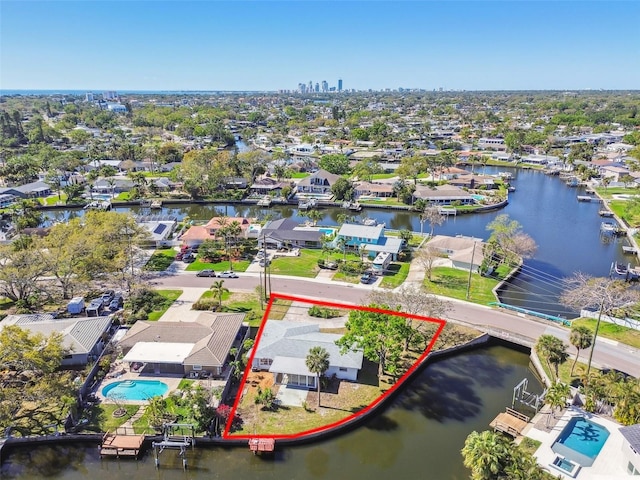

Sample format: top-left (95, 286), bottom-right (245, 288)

top-left (101, 380), bottom-right (169, 401)
top-left (319, 228), bottom-right (336, 236)
top-left (552, 416), bottom-right (610, 467)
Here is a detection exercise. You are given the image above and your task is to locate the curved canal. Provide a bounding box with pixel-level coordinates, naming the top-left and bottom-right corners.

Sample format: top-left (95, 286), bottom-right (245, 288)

top-left (1, 344), bottom-right (543, 480)
top-left (43, 167), bottom-right (633, 317)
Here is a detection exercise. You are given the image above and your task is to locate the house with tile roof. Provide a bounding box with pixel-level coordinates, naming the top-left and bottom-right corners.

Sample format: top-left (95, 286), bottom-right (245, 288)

top-left (0, 313), bottom-right (113, 366)
top-left (251, 321), bottom-right (363, 388)
top-left (117, 312), bottom-right (246, 378)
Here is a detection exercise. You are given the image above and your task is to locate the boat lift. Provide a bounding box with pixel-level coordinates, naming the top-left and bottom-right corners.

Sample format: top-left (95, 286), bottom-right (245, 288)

top-left (512, 378), bottom-right (545, 413)
top-left (152, 423), bottom-right (196, 469)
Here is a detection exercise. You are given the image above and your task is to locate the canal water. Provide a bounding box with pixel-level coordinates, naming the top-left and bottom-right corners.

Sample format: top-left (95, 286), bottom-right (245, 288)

top-left (42, 166), bottom-right (633, 317)
top-left (1, 344), bottom-right (543, 480)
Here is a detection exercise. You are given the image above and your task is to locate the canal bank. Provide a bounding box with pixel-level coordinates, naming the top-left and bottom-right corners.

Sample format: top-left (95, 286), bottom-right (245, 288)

top-left (1, 341), bottom-right (543, 480)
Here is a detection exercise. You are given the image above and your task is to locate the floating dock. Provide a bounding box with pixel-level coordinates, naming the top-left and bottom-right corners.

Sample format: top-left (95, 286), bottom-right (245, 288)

top-left (100, 432), bottom-right (145, 458)
top-left (249, 438), bottom-right (275, 454)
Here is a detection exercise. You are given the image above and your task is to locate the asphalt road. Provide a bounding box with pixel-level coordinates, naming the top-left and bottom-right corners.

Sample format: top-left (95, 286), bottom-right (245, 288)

top-left (151, 271), bottom-right (640, 377)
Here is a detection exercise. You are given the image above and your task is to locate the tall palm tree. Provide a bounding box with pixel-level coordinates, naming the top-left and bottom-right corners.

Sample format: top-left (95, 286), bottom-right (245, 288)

top-left (210, 280), bottom-right (229, 309)
top-left (569, 325), bottom-right (593, 376)
top-left (461, 430), bottom-right (511, 480)
top-left (535, 334), bottom-right (569, 382)
top-left (305, 346), bottom-right (330, 407)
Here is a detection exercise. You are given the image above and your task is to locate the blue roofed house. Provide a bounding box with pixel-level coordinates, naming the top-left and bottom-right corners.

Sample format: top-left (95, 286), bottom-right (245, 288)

top-left (251, 321), bottom-right (363, 388)
top-left (335, 223), bottom-right (404, 263)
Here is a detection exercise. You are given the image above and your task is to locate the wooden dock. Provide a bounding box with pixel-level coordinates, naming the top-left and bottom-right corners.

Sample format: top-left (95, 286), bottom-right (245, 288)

top-left (623, 246), bottom-right (638, 255)
top-left (249, 438), bottom-right (275, 454)
top-left (100, 432), bottom-right (145, 458)
top-left (489, 408), bottom-right (529, 437)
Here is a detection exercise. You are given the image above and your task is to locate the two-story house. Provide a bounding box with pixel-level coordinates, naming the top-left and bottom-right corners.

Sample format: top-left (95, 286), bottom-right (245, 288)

top-left (335, 223), bottom-right (404, 260)
top-left (296, 169), bottom-right (340, 196)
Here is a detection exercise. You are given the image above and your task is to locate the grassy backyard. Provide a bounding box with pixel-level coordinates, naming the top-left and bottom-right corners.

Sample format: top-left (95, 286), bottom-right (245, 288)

top-left (380, 262), bottom-right (410, 288)
top-left (82, 404), bottom-right (140, 433)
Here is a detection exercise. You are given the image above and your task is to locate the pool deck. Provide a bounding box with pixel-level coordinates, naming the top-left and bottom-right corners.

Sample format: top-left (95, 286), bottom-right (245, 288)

top-left (525, 406), bottom-right (627, 479)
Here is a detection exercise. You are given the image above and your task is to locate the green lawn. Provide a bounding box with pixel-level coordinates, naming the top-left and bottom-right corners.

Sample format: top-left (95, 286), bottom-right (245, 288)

top-left (332, 271), bottom-right (360, 284)
top-left (41, 194), bottom-right (68, 206)
top-left (289, 172), bottom-right (310, 179)
top-left (144, 248), bottom-right (177, 271)
top-left (594, 186), bottom-right (638, 200)
top-left (571, 318), bottom-right (640, 350)
top-left (424, 266), bottom-right (501, 305)
top-left (147, 289), bottom-right (183, 321)
top-left (185, 258), bottom-right (250, 272)
top-left (115, 192), bottom-right (131, 201)
top-left (82, 404), bottom-right (140, 433)
top-left (359, 198), bottom-right (407, 207)
top-left (370, 173), bottom-right (398, 180)
top-left (380, 262), bottom-right (410, 288)
top-left (269, 250), bottom-right (324, 277)
top-left (132, 396), bottom-right (192, 434)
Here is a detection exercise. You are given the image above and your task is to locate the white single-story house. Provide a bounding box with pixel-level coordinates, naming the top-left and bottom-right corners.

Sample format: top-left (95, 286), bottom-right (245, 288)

top-left (252, 321), bottom-right (363, 389)
top-left (413, 185), bottom-right (475, 205)
top-left (0, 313), bottom-right (113, 366)
top-left (427, 235), bottom-right (486, 273)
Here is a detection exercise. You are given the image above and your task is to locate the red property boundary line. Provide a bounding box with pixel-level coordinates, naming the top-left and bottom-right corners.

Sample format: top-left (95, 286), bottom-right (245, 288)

top-left (223, 292), bottom-right (446, 440)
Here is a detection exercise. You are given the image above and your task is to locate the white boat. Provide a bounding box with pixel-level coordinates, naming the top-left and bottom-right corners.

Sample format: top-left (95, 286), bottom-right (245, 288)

top-left (601, 222), bottom-right (617, 233)
top-left (298, 198), bottom-right (317, 210)
top-left (150, 200), bottom-right (162, 209)
top-left (599, 209), bottom-right (613, 217)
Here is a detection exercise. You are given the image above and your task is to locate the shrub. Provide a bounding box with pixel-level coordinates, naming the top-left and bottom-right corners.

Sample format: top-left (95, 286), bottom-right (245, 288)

top-left (309, 305), bottom-right (342, 318)
top-left (192, 298), bottom-right (220, 311)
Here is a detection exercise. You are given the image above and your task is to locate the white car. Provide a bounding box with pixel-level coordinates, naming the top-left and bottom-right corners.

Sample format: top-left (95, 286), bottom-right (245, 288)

top-left (219, 271), bottom-right (239, 278)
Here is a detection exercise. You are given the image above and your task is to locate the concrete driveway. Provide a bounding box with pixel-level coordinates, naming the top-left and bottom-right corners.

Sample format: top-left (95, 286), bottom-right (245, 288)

top-left (158, 287), bottom-right (209, 322)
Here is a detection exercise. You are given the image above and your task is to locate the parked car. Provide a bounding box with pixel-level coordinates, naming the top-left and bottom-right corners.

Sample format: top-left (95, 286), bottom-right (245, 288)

top-left (259, 259), bottom-right (271, 267)
top-left (360, 272), bottom-right (374, 284)
top-left (183, 254), bottom-right (196, 263)
top-left (176, 252), bottom-right (184, 261)
top-left (218, 271), bottom-right (238, 278)
top-left (109, 294), bottom-right (124, 311)
top-left (196, 269), bottom-right (216, 277)
top-left (101, 290), bottom-right (115, 304)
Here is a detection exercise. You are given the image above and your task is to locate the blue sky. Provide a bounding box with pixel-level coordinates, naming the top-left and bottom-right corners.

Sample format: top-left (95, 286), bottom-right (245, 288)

top-left (1, 1), bottom-right (639, 91)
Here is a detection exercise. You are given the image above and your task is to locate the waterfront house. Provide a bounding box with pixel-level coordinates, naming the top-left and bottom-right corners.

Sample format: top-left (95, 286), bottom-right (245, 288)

top-left (0, 313), bottom-right (113, 366)
top-left (137, 217), bottom-right (177, 248)
top-left (478, 137), bottom-right (507, 151)
top-left (249, 177), bottom-right (291, 196)
top-left (335, 223), bottom-right (403, 260)
top-left (180, 216), bottom-right (254, 248)
top-left (251, 320), bottom-right (363, 388)
top-left (0, 181), bottom-right (52, 199)
top-left (118, 312), bottom-right (247, 378)
top-left (427, 235), bottom-right (485, 273)
top-left (412, 184), bottom-right (475, 205)
top-left (92, 177), bottom-right (135, 194)
top-left (296, 169), bottom-right (340, 196)
top-left (258, 218), bottom-right (323, 249)
top-left (353, 181), bottom-right (394, 199)
top-left (599, 165), bottom-right (629, 183)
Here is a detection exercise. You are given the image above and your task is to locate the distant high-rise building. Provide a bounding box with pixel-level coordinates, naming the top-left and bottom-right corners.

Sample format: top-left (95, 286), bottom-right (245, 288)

top-left (103, 91), bottom-right (117, 100)
top-left (321, 80), bottom-right (328, 92)
top-left (85, 92), bottom-right (94, 102)
top-left (308, 81), bottom-right (313, 92)
top-left (338, 79), bottom-right (343, 92)
top-left (314, 83), bottom-right (320, 93)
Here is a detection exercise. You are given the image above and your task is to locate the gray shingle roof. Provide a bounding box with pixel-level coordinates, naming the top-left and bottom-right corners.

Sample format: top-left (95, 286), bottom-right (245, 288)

top-left (255, 321), bottom-right (363, 370)
top-left (337, 223), bottom-right (383, 241)
top-left (620, 424), bottom-right (640, 452)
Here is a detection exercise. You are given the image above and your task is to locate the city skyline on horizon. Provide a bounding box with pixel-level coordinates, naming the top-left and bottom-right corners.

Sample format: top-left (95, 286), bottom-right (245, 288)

top-left (1, 1), bottom-right (639, 92)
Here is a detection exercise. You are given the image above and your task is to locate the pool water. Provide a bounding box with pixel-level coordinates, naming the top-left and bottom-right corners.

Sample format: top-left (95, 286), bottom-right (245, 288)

top-left (101, 380), bottom-right (169, 401)
top-left (552, 417), bottom-right (610, 466)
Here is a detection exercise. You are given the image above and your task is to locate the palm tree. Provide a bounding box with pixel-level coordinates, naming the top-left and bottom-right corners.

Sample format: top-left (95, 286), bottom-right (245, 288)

top-left (535, 334), bottom-right (569, 382)
top-left (461, 430), bottom-right (511, 480)
top-left (336, 237), bottom-right (347, 262)
top-left (569, 325), bottom-right (593, 376)
top-left (210, 280), bottom-right (229, 309)
top-left (544, 382), bottom-right (570, 425)
top-left (306, 209), bottom-right (323, 226)
top-left (305, 346), bottom-right (330, 407)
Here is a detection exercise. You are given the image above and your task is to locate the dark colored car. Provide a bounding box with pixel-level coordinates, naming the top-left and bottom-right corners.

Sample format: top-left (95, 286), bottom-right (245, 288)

top-left (101, 290), bottom-right (115, 304)
top-left (360, 272), bottom-right (374, 284)
top-left (109, 295), bottom-right (124, 311)
top-left (196, 269), bottom-right (216, 277)
top-left (183, 254), bottom-right (196, 263)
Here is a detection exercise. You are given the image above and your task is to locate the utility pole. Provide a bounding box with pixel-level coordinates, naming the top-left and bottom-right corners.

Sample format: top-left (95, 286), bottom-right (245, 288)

top-left (585, 296), bottom-right (606, 379)
top-left (466, 241), bottom-right (477, 300)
